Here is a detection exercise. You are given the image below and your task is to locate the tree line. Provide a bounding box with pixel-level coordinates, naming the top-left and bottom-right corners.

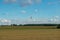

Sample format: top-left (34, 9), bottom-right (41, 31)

top-left (0, 24), bottom-right (60, 29)
top-left (10, 24), bottom-right (60, 29)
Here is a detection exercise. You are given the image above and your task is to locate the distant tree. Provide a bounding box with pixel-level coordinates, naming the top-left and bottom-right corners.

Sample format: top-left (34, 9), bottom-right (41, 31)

top-left (11, 24), bottom-right (17, 26)
top-left (57, 24), bottom-right (60, 29)
top-left (19, 24), bottom-right (22, 26)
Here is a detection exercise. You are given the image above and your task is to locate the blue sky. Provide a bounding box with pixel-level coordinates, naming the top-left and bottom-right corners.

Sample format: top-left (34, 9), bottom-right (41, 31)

top-left (0, 0), bottom-right (60, 25)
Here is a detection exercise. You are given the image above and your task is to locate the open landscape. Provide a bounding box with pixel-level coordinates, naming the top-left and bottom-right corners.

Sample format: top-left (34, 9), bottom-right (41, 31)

top-left (0, 26), bottom-right (60, 40)
top-left (0, 0), bottom-right (60, 40)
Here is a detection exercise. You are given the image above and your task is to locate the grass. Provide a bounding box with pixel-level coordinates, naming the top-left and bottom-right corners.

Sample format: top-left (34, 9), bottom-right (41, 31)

top-left (0, 29), bottom-right (60, 40)
top-left (0, 26), bottom-right (60, 40)
top-left (0, 26), bottom-right (57, 30)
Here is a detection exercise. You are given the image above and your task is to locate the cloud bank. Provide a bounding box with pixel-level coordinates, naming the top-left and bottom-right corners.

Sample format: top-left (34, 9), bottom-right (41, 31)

top-left (4, 0), bottom-right (42, 7)
top-left (0, 17), bottom-right (60, 25)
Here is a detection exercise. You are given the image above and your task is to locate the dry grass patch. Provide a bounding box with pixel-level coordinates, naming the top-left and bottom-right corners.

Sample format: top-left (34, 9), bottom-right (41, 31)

top-left (0, 29), bottom-right (60, 40)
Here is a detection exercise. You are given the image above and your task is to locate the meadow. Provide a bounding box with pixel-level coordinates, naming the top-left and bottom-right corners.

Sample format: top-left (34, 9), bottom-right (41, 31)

top-left (0, 26), bottom-right (57, 30)
top-left (0, 26), bottom-right (60, 40)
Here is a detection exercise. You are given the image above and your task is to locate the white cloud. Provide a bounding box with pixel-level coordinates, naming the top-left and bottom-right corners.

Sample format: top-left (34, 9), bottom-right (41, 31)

top-left (35, 0), bottom-right (42, 3)
top-left (55, 16), bottom-right (59, 18)
top-left (11, 0), bottom-right (16, 2)
top-left (48, 1), bottom-right (60, 5)
top-left (4, 0), bottom-right (42, 7)
top-left (48, 2), bottom-right (52, 5)
top-left (19, 0), bottom-right (32, 7)
top-left (28, 0), bottom-right (32, 4)
top-left (4, 0), bottom-right (9, 3)
top-left (0, 18), bottom-right (60, 25)
top-left (0, 19), bottom-right (11, 23)
top-left (48, 2), bottom-right (56, 5)
top-left (0, 19), bottom-right (11, 25)
top-left (50, 19), bottom-right (53, 22)
top-left (21, 10), bottom-right (26, 14)
top-left (4, 0), bottom-right (16, 2)
top-left (4, 0), bottom-right (9, 2)
top-left (59, 1), bottom-right (60, 2)
top-left (35, 9), bottom-right (38, 12)
top-left (54, 19), bottom-right (58, 22)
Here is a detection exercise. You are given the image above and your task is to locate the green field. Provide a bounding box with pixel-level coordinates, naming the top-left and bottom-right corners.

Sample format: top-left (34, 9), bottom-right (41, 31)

top-left (0, 26), bottom-right (57, 30)
top-left (0, 26), bottom-right (60, 40)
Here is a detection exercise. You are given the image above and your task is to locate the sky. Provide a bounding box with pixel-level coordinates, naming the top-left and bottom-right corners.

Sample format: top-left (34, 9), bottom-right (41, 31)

top-left (0, 0), bottom-right (60, 25)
